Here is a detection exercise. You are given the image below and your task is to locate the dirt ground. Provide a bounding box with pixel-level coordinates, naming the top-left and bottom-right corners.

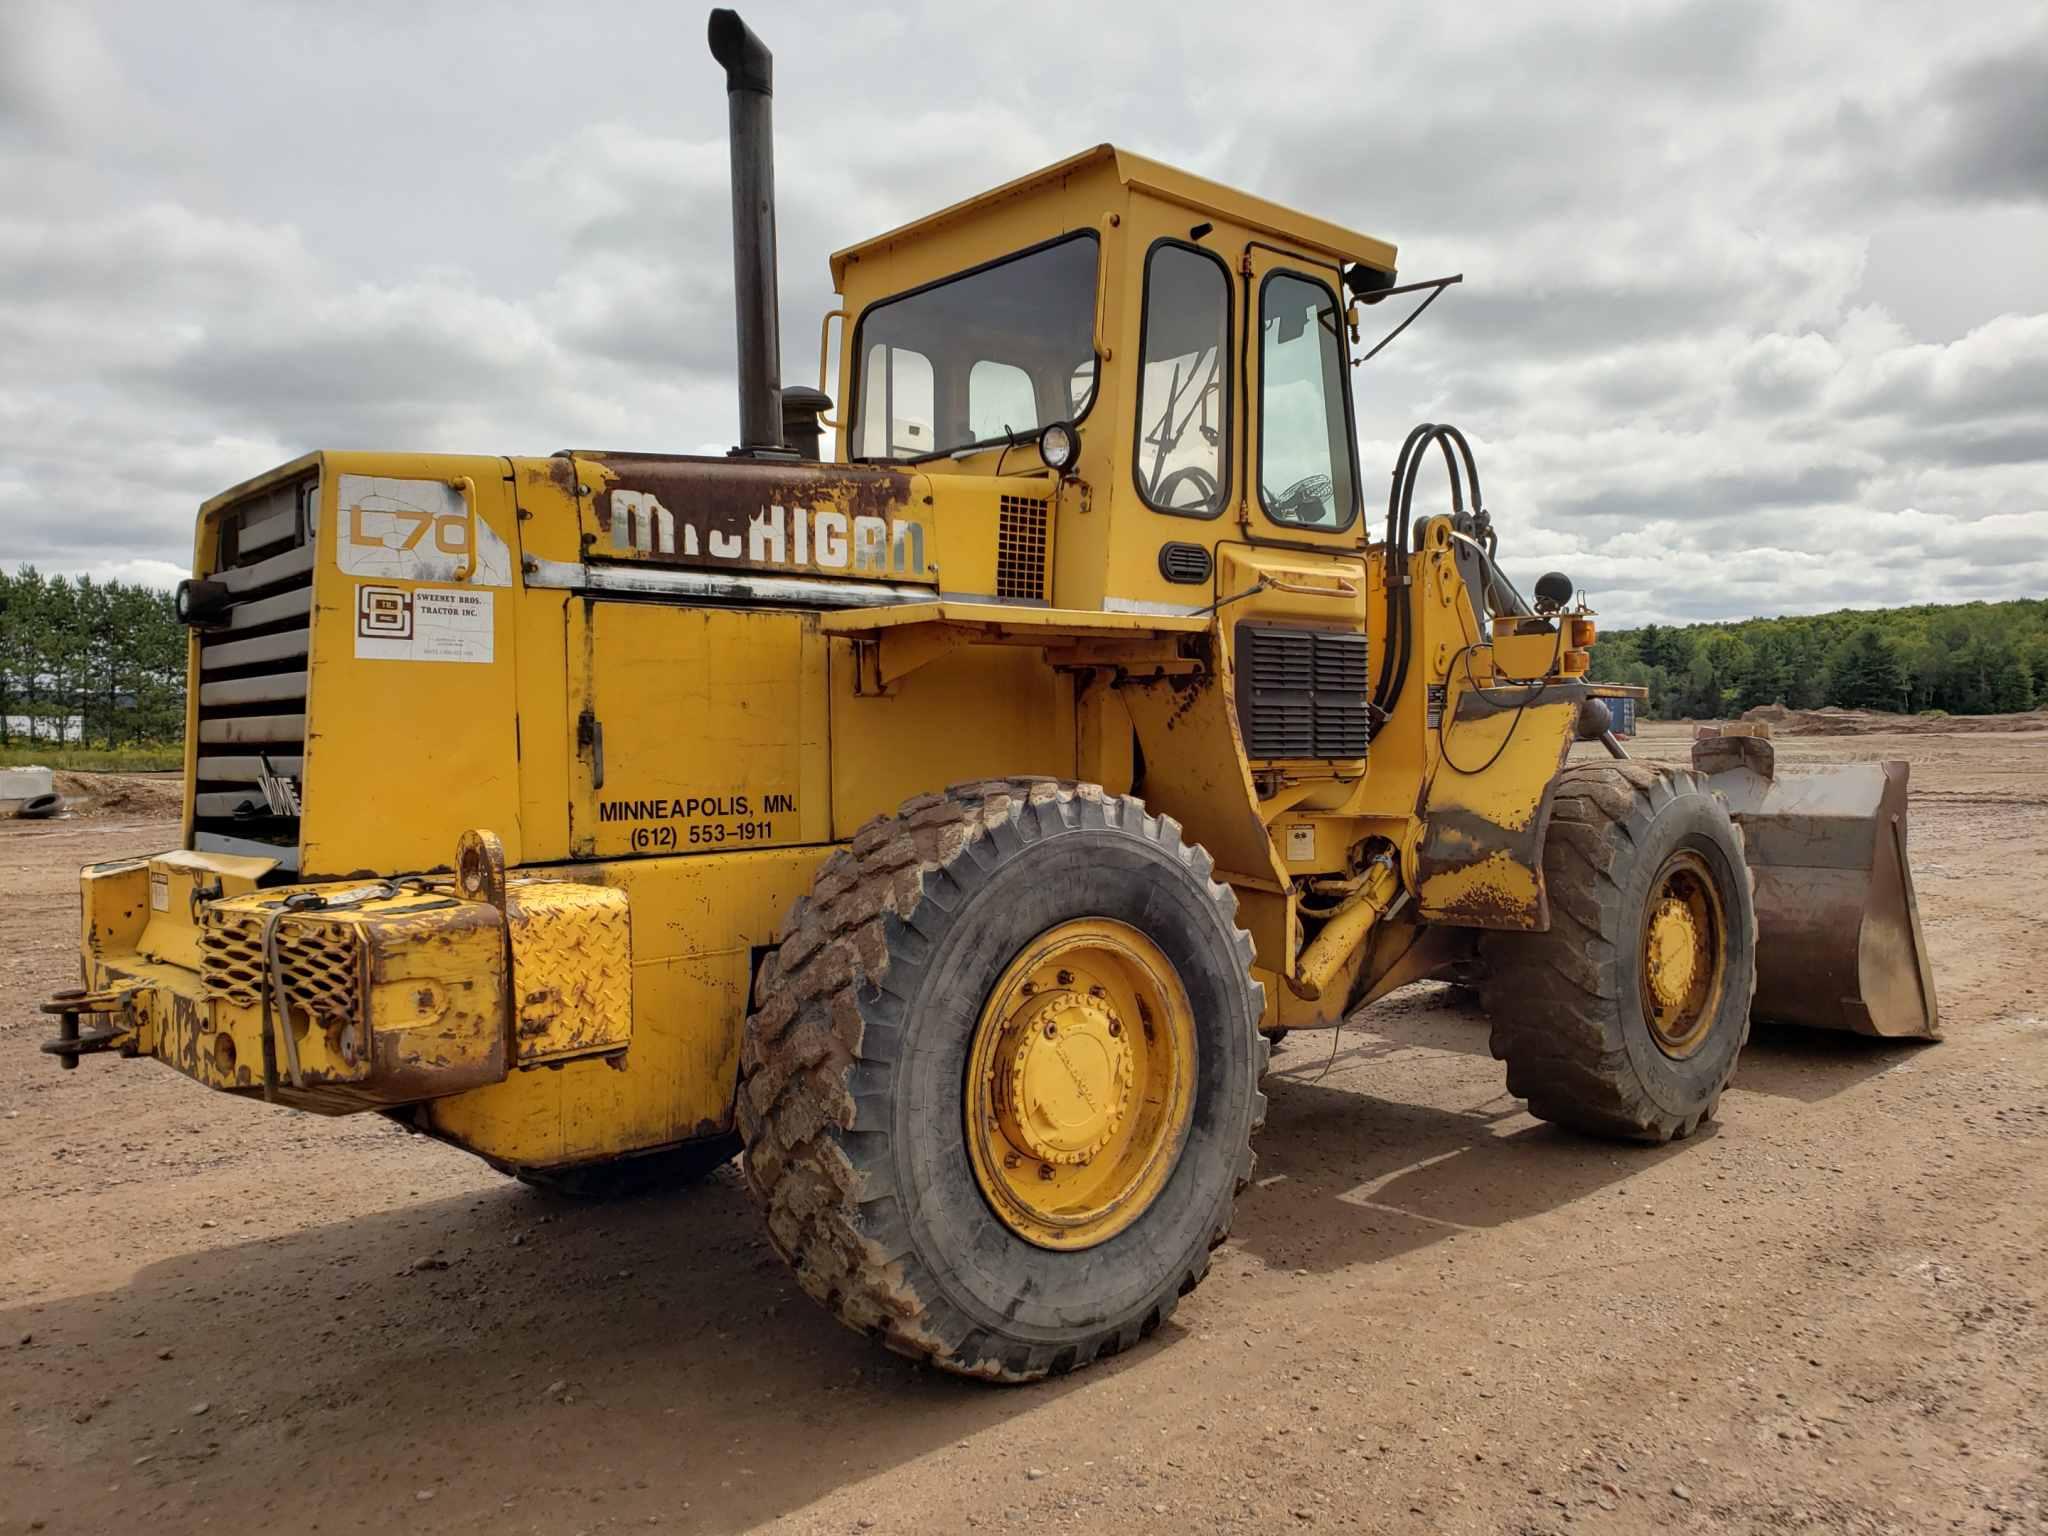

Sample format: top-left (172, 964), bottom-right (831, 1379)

top-left (3, 724), bottom-right (2044, 1535)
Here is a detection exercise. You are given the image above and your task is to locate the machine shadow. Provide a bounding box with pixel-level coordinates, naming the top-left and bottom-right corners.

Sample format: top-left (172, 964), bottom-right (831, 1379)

top-left (1228, 983), bottom-right (1918, 1278)
top-left (1233, 1033), bottom-right (1699, 1276)
top-left (0, 1170), bottom-right (1102, 1532)
top-left (1330, 977), bottom-right (1924, 1099)
top-left (1345, 979), bottom-right (1496, 1058)
top-left (1731, 1019), bottom-right (1933, 1102)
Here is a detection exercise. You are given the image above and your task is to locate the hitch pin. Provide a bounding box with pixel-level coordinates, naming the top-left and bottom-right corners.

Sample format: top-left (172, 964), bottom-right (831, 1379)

top-left (53, 991), bottom-right (82, 1071)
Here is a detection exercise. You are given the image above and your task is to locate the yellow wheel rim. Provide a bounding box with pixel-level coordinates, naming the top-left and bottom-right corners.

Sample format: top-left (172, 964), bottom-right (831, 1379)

top-left (965, 919), bottom-right (1197, 1250)
top-left (1639, 850), bottom-right (1727, 1059)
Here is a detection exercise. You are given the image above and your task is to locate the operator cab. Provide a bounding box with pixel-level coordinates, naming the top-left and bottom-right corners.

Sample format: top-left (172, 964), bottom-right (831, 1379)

top-left (826, 145), bottom-right (1396, 614)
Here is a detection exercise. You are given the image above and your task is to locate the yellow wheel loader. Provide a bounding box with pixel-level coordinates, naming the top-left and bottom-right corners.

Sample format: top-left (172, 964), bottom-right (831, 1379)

top-left (41, 11), bottom-right (1937, 1382)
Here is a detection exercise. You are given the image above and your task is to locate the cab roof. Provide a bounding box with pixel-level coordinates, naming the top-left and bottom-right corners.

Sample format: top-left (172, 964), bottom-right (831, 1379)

top-left (828, 143), bottom-right (1398, 291)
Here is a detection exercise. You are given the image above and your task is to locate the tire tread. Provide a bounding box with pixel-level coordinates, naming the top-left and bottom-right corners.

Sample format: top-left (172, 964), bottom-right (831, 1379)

top-left (1480, 763), bottom-right (1757, 1143)
top-left (738, 778), bottom-right (1264, 1383)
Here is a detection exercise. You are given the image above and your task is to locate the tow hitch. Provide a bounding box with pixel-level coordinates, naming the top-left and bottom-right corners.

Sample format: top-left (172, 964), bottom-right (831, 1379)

top-left (39, 982), bottom-right (146, 1068)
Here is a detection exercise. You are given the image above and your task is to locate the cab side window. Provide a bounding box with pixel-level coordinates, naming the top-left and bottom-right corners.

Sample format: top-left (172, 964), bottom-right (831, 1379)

top-left (857, 344), bottom-right (935, 459)
top-left (1133, 242), bottom-right (1231, 516)
top-left (1258, 272), bottom-right (1357, 529)
top-left (968, 359), bottom-right (1039, 442)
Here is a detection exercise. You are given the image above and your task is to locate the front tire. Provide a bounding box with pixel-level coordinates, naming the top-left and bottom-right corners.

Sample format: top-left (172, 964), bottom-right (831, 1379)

top-left (738, 779), bottom-right (1267, 1382)
top-left (1481, 763), bottom-right (1756, 1142)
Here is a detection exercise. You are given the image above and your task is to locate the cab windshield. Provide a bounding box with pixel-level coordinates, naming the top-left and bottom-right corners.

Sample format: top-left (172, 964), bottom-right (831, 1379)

top-left (852, 233), bottom-right (1100, 462)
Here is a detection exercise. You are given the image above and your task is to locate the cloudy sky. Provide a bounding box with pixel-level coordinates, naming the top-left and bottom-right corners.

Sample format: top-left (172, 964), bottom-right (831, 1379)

top-left (3, 0), bottom-right (2043, 624)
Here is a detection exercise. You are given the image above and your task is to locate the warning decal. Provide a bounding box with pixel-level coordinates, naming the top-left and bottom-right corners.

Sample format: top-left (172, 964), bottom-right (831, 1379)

top-left (355, 585), bottom-right (494, 664)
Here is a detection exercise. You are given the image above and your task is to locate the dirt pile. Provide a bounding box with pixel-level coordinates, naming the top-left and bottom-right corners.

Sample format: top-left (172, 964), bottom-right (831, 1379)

top-left (1739, 701), bottom-right (2048, 736)
top-left (50, 771), bottom-right (183, 820)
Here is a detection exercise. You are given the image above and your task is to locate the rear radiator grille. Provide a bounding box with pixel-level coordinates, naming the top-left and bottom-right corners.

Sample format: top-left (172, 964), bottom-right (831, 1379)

top-left (199, 907), bottom-right (360, 1023)
top-left (191, 477), bottom-right (318, 872)
top-left (1236, 624), bottom-right (1370, 760)
top-left (995, 495), bottom-right (1050, 602)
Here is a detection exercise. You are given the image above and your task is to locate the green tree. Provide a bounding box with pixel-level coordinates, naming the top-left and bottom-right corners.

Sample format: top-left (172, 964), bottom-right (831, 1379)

top-left (1637, 622), bottom-right (1693, 674)
top-left (1827, 627), bottom-right (1908, 711)
top-left (1783, 627), bottom-right (1828, 708)
top-left (0, 565), bottom-right (187, 748)
top-left (1734, 630), bottom-right (1790, 711)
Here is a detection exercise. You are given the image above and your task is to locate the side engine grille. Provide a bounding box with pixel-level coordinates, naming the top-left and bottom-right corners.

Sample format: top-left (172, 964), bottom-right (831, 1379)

top-left (192, 477), bottom-right (318, 872)
top-left (995, 495), bottom-right (1050, 602)
top-left (1313, 631), bottom-right (1371, 756)
top-left (199, 906), bottom-right (361, 1023)
top-left (1240, 627), bottom-right (1316, 757)
top-left (1236, 624), bottom-right (1370, 760)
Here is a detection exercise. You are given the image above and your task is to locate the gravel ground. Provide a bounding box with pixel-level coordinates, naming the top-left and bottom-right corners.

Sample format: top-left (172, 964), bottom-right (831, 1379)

top-left (2, 723), bottom-right (2043, 1535)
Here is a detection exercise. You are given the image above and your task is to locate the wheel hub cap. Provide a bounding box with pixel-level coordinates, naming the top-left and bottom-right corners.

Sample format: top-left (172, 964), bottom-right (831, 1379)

top-left (964, 920), bottom-right (1198, 1251)
top-left (994, 992), bottom-right (1133, 1165)
top-left (1638, 852), bottom-right (1728, 1060)
top-left (1646, 899), bottom-right (1701, 1011)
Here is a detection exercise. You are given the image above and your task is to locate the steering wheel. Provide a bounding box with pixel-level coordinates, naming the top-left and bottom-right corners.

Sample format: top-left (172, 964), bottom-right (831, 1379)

top-left (1152, 465), bottom-right (1222, 512)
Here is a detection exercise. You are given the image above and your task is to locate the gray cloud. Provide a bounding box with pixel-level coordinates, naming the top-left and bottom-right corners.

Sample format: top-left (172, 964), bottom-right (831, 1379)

top-left (1923, 43), bottom-right (2048, 204)
top-left (1544, 462), bottom-right (1875, 530)
top-left (0, 0), bottom-right (2041, 629)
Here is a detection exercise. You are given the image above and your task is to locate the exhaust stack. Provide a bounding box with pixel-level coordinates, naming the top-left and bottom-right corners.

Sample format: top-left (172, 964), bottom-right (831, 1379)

top-left (708, 9), bottom-right (786, 455)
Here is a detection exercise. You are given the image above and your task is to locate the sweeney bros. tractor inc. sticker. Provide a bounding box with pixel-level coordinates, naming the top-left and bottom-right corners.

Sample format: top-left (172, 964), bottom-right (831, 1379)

top-left (354, 584), bottom-right (493, 664)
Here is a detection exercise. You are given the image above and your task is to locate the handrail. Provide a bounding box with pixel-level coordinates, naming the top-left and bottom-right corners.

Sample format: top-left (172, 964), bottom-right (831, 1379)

top-left (816, 308), bottom-right (848, 428)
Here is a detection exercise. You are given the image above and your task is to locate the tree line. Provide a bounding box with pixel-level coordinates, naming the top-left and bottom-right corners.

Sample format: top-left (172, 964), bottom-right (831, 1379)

top-left (1588, 597), bottom-right (2048, 719)
top-left (2, 562), bottom-right (2041, 746)
top-left (0, 568), bottom-right (186, 747)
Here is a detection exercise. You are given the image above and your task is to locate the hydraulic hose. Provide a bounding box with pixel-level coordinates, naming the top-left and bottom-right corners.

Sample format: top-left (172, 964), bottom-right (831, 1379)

top-left (1372, 423), bottom-right (1488, 733)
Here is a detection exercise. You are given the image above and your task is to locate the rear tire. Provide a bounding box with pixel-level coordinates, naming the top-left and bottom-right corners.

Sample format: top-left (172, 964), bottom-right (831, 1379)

top-left (513, 1133), bottom-right (739, 1199)
top-left (739, 779), bottom-right (1267, 1383)
top-left (1480, 763), bottom-right (1756, 1143)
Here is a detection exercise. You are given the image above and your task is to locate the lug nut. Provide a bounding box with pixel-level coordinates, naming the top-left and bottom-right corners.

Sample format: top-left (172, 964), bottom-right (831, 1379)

top-left (1056, 969), bottom-right (1073, 986)
top-left (1038, 1164), bottom-right (1055, 1181)
top-left (1020, 980), bottom-right (1036, 996)
top-left (1003, 1152), bottom-right (1018, 1170)
top-left (1088, 984), bottom-right (1106, 999)
top-left (1107, 1019), bottom-right (1121, 1037)
top-left (1044, 1022), bottom-right (1057, 1039)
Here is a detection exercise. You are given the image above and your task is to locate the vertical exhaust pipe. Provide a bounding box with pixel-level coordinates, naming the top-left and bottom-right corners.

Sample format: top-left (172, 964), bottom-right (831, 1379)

top-left (707, 9), bottom-right (785, 455)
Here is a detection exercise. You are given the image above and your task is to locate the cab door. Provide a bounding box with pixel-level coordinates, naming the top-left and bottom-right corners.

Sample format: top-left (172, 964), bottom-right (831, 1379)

top-left (1241, 251), bottom-right (1365, 548)
top-left (1215, 251), bottom-right (1373, 818)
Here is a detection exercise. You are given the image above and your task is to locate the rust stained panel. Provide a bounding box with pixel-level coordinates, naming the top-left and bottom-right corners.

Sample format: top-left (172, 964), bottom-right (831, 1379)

top-left (1414, 818), bottom-right (1549, 929)
top-left (1118, 664), bottom-right (1291, 893)
top-left (361, 900), bottom-right (508, 1098)
top-left (578, 454), bottom-right (927, 580)
top-left (83, 889), bottom-right (513, 1114)
top-left (1416, 692), bottom-right (1582, 932)
top-left (503, 881), bottom-right (634, 1065)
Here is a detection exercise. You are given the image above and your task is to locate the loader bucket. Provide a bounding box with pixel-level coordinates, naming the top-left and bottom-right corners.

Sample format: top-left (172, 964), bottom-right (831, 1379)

top-left (1692, 728), bottom-right (1939, 1040)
